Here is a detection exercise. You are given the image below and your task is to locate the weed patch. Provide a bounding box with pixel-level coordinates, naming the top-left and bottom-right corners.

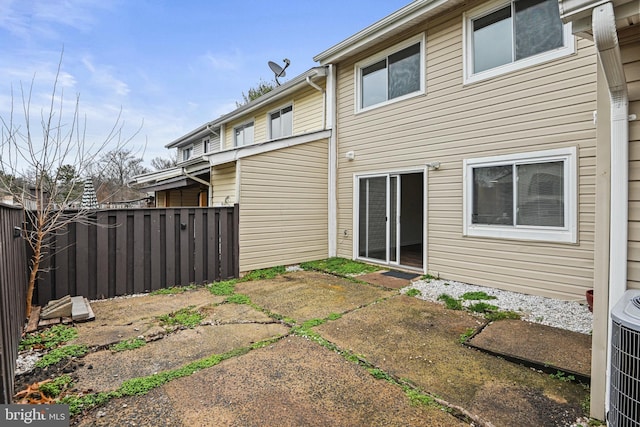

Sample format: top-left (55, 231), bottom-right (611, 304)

top-left (405, 288), bottom-right (421, 297)
top-left (158, 306), bottom-right (204, 329)
top-left (461, 291), bottom-right (496, 301)
top-left (242, 266), bottom-right (286, 281)
top-left (36, 345), bottom-right (88, 368)
top-left (39, 375), bottom-right (73, 398)
top-left (550, 370), bottom-right (576, 383)
top-left (438, 294), bottom-right (463, 310)
top-left (300, 258), bottom-right (380, 275)
top-left (467, 302), bottom-right (499, 314)
top-left (110, 338), bottom-right (146, 352)
top-left (208, 279), bottom-right (238, 296)
top-left (150, 285), bottom-right (196, 295)
top-left (485, 310), bottom-right (521, 321)
top-left (459, 328), bottom-right (476, 343)
top-left (225, 294), bottom-right (251, 305)
top-left (20, 325), bottom-right (78, 351)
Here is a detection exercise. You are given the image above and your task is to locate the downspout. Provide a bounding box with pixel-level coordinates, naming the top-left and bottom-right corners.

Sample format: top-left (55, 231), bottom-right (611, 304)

top-left (592, 1), bottom-right (629, 413)
top-left (181, 168), bottom-right (213, 206)
top-left (306, 71), bottom-right (326, 130)
top-left (326, 64), bottom-right (337, 257)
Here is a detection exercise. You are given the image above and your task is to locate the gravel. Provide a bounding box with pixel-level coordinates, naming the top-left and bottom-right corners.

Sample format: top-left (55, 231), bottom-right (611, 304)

top-left (403, 278), bottom-right (593, 334)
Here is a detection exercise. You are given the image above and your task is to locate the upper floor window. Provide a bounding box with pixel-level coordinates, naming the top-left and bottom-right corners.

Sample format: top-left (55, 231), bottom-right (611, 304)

top-left (463, 147), bottom-right (577, 243)
top-left (203, 138), bottom-right (210, 153)
top-left (355, 34), bottom-right (424, 112)
top-left (182, 146), bottom-right (193, 162)
top-left (269, 106), bottom-right (292, 139)
top-left (234, 122), bottom-right (254, 147)
top-left (464, 0), bottom-right (573, 84)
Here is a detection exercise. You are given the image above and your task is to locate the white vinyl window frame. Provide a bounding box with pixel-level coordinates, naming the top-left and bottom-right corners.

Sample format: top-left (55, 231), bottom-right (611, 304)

top-left (203, 137), bottom-right (210, 154)
top-left (268, 104), bottom-right (293, 140)
top-left (462, 147), bottom-right (577, 243)
top-left (354, 33), bottom-right (425, 114)
top-left (181, 145), bottom-right (193, 162)
top-left (462, 0), bottom-right (574, 85)
top-left (233, 121), bottom-right (255, 147)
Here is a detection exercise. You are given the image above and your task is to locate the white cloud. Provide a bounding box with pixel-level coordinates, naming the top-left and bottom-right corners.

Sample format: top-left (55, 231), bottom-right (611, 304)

top-left (198, 50), bottom-right (243, 71)
top-left (81, 56), bottom-right (130, 97)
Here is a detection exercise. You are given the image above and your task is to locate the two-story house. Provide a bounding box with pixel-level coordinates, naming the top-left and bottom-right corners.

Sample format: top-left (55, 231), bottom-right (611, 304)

top-left (132, 66), bottom-right (333, 271)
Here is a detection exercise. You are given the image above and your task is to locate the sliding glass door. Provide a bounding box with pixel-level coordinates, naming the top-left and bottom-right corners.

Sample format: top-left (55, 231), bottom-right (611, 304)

top-left (357, 172), bottom-right (424, 268)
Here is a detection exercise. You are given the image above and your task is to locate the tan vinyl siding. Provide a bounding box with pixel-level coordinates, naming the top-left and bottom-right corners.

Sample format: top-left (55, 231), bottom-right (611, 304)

top-left (212, 163), bottom-right (236, 206)
top-left (223, 85), bottom-right (325, 149)
top-left (293, 83), bottom-right (325, 133)
top-left (622, 29), bottom-right (640, 289)
top-left (156, 192), bottom-right (167, 207)
top-left (335, 5), bottom-right (597, 300)
top-left (238, 140), bottom-right (328, 271)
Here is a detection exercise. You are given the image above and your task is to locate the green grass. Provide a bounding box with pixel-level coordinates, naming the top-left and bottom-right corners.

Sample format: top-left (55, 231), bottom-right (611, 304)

top-left (300, 257), bottom-right (380, 275)
top-left (405, 288), bottom-right (421, 297)
top-left (19, 325), bottom-right (78, 351)
top-left (110, 338), bottom-right (146, 352)
top-left (438, 294), bottom-right (463, 310)
top-left (420, 273), bottom-right (439, 281)
top-left (158, 306), bottom-right (204, 329)
top-left (327, 313), bottom-right (342, 321)
top-left (460, 291), bottom-right (497, 301)
top-left (35, 345), bottom-right (88, 368)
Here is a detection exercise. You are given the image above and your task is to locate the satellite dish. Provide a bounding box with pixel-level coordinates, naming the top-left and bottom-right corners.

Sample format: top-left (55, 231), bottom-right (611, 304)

top-left (268, 58), bottom-right (290, 85)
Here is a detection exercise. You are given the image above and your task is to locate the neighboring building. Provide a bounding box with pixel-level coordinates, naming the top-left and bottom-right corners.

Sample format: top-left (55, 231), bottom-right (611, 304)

top-left (131, 66), bottom-right (332, 271)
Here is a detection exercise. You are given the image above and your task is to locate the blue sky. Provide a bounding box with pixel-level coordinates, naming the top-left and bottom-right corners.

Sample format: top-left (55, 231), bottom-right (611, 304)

top-left (0, 0), bottom-right (410, 168)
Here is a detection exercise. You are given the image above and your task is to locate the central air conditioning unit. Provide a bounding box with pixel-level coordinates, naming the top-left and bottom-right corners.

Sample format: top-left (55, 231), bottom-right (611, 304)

top-left (610, 289), bottom-right (640, 427)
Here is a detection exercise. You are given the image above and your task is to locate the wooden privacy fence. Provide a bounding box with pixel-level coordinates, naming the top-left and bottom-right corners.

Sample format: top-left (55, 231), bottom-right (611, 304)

top-left (0, 204), bottom-right (28, 404)
top-left (33, 206), bottom-right (239, 306)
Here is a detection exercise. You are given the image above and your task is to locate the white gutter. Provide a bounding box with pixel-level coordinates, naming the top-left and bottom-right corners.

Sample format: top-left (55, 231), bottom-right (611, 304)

top-left (592, 1), bottom-right (629, 414)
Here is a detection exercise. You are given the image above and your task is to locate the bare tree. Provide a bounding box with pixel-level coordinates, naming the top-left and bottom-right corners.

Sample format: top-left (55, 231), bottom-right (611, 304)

top-left (150, 153), bottom-right (178, 170)
top-left (0, 54), bottom-right (140, 317)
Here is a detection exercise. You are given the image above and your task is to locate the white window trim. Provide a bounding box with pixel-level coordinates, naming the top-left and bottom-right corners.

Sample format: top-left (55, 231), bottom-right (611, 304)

top-left (354, 33), bottom-right (426, 114)
top-left (267, 104), bottom-right (293, 140)
top-left (462, 0), bottom-right (575, 85)
top-left (462, 147), bottom-right (578, 243)
top-left (181, 145), bottom-right (193, 162)
top-left (202, 137), bottom-right (210, 154)
top-left (233, 120), bottom-right (254, 147)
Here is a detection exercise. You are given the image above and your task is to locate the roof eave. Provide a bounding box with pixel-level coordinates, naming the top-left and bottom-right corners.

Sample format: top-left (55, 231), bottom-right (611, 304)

top-left (313, 0), bottom-right (455, 64)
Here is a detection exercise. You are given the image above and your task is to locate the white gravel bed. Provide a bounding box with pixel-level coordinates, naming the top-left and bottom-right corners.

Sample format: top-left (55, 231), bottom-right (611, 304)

top-left (403, 278), bottom-right (593, 334)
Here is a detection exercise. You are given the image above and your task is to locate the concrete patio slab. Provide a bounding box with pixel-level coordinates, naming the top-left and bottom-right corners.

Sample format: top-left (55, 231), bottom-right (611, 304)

top-left (467, 319), bottom-right (592, 380)
top-left (235, 271), bottom-right (395, 322)
top-left (73, 322), bottom-right (288, 393)
top-left (314, 295), bottom-right (588, 427)
top-left (76, 336), bottom-right (466, 427)
top-left (71, 289), bottom-right (226, 347)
